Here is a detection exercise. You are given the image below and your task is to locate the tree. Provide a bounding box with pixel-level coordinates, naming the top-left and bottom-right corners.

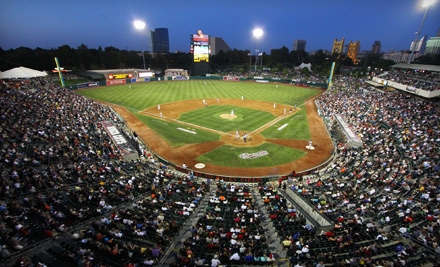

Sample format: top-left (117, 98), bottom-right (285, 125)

top-left (56, 45), bottom-right (76, 69)
top-left (77, 44), bottom-right (92, 71)
top-left (301, 67), bottom-right (310, 77)
top-left (269, 46), bottom-right (290, 67)
top-left (341, 56), bottom-right (354, 66)
top-left (311, 49), bottom-right (327, 65)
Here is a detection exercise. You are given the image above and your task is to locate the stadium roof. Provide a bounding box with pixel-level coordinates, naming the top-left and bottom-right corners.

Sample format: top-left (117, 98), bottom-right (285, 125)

top-left (391, 63), bottom-right (440, 73)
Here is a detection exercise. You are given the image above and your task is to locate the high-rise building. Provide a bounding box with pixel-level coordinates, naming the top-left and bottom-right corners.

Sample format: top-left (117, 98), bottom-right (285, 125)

top-left (292, 40), bottom-right (306, 51)
top-left (383, 51), bottom-right (410, 63)
top-left (151, 28), bottom-right (170, 54)
top-left (347, 41), bottom-right (361, 64)
top-left (209, 37), bottom-right (231, 55)
top-left (409, 35), bottom-right (427, 56)
top-left (371, 41), bottom-right (381, 54)
top-left (425, 36), bottom-right (440, 55)
top-left (332, 38), bottom-right (345, 54)
top-left (423, 30), bottom-right (440, 55)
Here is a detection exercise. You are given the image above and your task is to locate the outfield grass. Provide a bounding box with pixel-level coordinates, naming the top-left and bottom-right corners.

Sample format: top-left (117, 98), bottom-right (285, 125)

top-left (76, 80), bottom-right (320, 111)
top-left (178, 105), bottom-right (277, 133)
top-left (196, 143), bottom-right (307, 168)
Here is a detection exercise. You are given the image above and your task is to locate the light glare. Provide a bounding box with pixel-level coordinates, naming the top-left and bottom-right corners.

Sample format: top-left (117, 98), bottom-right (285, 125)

top-left (422, 0), bottom-right (436, 8)
top-left (253, 28), bottom-right (263, 39)
top-left (133, 20), bottom-right (146, 30)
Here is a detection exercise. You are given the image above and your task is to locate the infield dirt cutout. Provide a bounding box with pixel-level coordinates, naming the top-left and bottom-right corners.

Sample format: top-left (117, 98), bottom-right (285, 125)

top-left (110, 96), bottom-right (333, 177)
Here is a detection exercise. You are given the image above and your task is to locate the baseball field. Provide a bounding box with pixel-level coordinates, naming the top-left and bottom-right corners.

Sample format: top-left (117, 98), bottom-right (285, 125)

top-left (76, 80), bottom-right (334, 177)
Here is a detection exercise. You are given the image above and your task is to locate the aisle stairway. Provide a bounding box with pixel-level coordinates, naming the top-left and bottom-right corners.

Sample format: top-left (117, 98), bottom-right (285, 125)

top-left (161, 181), bottom-right (289, 266)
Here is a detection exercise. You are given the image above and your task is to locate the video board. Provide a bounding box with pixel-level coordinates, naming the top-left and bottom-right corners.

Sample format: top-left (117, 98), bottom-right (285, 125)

top-left (108, 73), bottom-right (133, 80)
top-left (191, 30), bottom-right (210, 63)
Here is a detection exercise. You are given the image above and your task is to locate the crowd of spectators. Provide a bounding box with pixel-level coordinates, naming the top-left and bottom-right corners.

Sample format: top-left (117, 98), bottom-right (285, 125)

top-left (0, 80), bottom-right (208, 266)
top-left (375, 69), bottom-right (440, 91)
top-left (173, 182), bottom-right (279, 266)
top-left (283, 76), bottom-right (440, 266)
top-left (215, 68), bottom-right (326, 85)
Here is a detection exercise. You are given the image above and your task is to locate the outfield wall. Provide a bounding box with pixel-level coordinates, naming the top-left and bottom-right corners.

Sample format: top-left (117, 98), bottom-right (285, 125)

top-left (69, 76), bottom-right (327, 90)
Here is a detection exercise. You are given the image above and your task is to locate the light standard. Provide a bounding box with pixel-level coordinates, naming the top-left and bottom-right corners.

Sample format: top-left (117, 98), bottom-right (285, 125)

top-left (254, 49), bottom-right (259, 72)
top-left (133, 20), bottom-right (147, 69)
top-left (253, 28), bottom-right (263, 73)
top-left (248, 52), bottom-right (252, 73)
top-left (408, 0), bottom-right (436, 64)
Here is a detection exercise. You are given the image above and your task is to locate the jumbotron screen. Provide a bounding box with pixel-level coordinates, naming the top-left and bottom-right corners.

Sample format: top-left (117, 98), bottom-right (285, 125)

top-left (191, 30), bottom-right (210, 63)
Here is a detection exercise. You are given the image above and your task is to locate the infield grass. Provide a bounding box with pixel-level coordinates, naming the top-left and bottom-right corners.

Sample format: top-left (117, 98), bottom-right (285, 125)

top-left (179, 105), bottom-right (277, 133)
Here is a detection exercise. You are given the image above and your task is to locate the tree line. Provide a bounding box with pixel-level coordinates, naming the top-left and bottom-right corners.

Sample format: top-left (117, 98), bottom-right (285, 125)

top-left (1, 44), bottom-right (437, 75)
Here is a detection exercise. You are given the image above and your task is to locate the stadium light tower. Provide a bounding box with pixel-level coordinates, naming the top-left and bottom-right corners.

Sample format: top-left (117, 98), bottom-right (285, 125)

top-left (407, 0), bottom-right (436, 64)
top-left (253, 28), bottom-right (263, 72)
top-left (133, 20), bottom-right (147, 69)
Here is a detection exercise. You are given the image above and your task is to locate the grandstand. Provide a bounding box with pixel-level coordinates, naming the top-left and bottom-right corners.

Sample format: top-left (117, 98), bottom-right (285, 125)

top-left (371, 63), bottom-right (440, 98)
top-left (0, 74), bottom-right (439, 267)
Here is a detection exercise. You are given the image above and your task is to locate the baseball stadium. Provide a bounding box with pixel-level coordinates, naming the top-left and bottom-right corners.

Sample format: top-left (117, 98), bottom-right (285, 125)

top-left (1, 35), bottom-right (440, 267)
top-left (2, 0), bottom-right (440, 264)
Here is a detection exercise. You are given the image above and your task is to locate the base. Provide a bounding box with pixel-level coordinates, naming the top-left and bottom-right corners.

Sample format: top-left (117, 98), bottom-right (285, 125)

top-left (195, 163), bottom-right (206, 169)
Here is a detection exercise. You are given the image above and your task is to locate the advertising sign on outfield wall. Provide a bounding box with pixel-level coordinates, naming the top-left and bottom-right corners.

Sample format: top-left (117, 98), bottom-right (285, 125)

top-left (106, 79), bottom-right (127, 85)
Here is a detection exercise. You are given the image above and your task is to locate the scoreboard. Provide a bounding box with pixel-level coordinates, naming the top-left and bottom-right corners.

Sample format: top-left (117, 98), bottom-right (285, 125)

top-left (191, 30), bottom-right (210, 63)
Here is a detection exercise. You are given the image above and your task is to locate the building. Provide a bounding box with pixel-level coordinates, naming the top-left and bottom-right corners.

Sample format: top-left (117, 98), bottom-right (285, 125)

top-left (292, 40), bottom-right (306, 51)
top-left (332, 38), bottom-right (345, 55)
top-left (371, 41), bottom-right (381, 54)
top-left (425, 37), bottom-right (440, 55)
top-left (424, 29), bottom-right (440, 55)
top-left (347, 41), bottom-right (361, 64)
top-left (383, 50), bottom-right (411, 63)
top-left (409, 35), bottom-right (427, 57)
top-left (356, 50), bottom-right (370, 61)
top-left (151, 28), bottom-right (170, 54)
top-left (209, 37), bottom-right (231, 55)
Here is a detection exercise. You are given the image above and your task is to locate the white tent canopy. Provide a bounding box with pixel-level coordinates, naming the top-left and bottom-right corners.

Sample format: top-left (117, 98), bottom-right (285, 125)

top-left (0, 66), bottom-right (47, 79)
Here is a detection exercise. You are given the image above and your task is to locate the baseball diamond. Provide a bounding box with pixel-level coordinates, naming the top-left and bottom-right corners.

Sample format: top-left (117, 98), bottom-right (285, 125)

top-left (78, 80), bottom-right (334, 178)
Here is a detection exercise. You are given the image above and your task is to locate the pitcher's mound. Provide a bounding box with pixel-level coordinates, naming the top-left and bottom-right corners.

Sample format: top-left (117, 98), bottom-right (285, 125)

top-left (220, 114), bottom-right (237, 120)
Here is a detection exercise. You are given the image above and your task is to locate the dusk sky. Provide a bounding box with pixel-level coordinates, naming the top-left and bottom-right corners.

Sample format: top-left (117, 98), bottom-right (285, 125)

top-left (1, 0), bottom-right (439, 54)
